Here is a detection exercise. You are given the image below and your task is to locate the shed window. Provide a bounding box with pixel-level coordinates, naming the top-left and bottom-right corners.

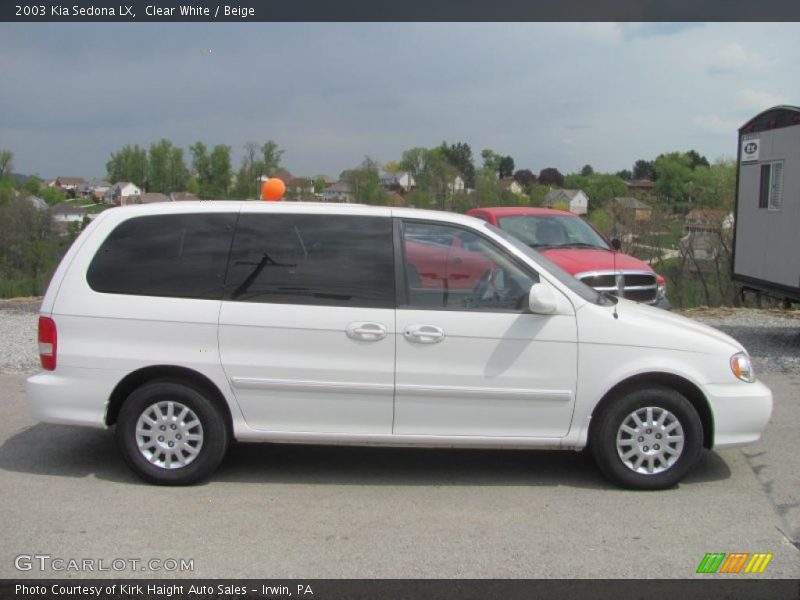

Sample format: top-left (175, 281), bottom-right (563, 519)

top-left (759, 162), bottom-right (783, 210)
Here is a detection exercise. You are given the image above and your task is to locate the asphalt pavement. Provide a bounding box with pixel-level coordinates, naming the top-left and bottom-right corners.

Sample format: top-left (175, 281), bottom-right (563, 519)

top-left (0, 372), bottom-right (798, 579)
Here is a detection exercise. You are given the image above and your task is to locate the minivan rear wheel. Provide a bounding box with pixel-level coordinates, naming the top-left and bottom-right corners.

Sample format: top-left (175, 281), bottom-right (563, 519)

top-left (590, 386), bottom-right (703, 490)
top-left (116, 380), bottom-right (228, 485)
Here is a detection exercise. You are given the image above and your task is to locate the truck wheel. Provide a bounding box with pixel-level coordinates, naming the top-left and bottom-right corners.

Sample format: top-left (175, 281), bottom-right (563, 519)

top-left (590, 386), bottom-right (703, 490)
top-left (116, 380), bottom-right (228, 485)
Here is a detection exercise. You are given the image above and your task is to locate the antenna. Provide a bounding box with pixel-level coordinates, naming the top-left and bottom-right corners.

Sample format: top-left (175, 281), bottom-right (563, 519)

top-left (612, 201), bottom-right (619, 319)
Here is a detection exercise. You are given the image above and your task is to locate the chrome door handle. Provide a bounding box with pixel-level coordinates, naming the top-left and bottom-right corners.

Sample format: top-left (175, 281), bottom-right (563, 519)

top-left (346, 322), bottom-right (387, 342)
top-left (404, 324), bottom-right (445, 344)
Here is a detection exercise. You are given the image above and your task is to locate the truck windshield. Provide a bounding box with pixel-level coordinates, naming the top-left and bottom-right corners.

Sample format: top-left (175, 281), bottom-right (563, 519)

top-left (497, 215), bottom-right (609, 250)
top-left (486, 223), bottom-right (615, 306)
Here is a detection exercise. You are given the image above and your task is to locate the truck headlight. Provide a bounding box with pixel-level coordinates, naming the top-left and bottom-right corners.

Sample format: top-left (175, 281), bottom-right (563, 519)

top-left (657, 283), bottom-right (667, 300)
top-left (730, 352), bottom-right (755, 383)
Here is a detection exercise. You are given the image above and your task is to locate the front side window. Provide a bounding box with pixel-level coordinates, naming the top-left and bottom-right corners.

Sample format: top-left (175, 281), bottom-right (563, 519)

top-left (402, 221), bottom-right (537, 312)
top-left (225, 214), bottom-right (394, 308)
top-left (87, 213), bottom-right (236, 299)
top-left (759, 162), bottom-right (783, 210)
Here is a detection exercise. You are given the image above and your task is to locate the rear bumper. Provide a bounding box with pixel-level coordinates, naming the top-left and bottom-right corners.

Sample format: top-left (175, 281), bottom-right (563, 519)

top-left (705, 379), bottom-right (773, 448)
top-left (26, 367), bottom-right (120, 429)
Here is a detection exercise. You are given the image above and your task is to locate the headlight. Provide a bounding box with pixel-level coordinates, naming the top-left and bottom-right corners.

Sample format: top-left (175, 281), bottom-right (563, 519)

top-left (730, 352), bottom-right (755, 383)
top-left (657, 283), bottom-right (667, 300)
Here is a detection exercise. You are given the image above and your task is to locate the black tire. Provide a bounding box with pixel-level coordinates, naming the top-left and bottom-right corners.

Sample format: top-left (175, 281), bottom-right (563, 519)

top-left (116, 380), bottom-right (228, 485)
top-left (590, 386), bottom-right (703, 490)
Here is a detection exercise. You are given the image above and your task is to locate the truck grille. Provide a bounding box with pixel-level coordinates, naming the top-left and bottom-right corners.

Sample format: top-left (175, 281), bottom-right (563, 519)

top-left (577, 271), bottom-right (658, 304)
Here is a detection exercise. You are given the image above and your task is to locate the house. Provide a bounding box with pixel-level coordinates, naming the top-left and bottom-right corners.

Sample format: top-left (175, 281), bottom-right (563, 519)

top-left (498, 178), bottom-right (525, 196)
top-left (379, 171), bottom-right (416, 193)
top-left (106, 182), bottom-right (142, 206)
top-left (447, 175), bottom-right (466, 196)
top-left (685, 209), bottom-right (733, 234)
top-left (126, 193), bottom-right (170, 205)
top-left (626, 179), bottom-right (655, 193)
top-left (83, 179), bottom-right (112, 202)
top-left (169, 191), bottom-right (199, 202)
top-left (314, 174), bottom-right (337, 186)
top-left (284, 177), bottom-right (315, 201)
top-left (544, 189), bottom-right (589, 215)
top-left (322, 181), bottom-right (354, 203)
top-left (55, 177), bottom-right (88, 197)
top-left (50, 203), bottom-right (88, 234)
top-left (50, 203), bottom-right (87, 222)
top-left (613, 197), bottom-right (652, 224)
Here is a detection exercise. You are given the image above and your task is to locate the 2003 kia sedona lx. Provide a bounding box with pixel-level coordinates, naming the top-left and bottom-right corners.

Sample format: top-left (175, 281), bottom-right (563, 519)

top-left (27, 202), bottom-right (772, 489)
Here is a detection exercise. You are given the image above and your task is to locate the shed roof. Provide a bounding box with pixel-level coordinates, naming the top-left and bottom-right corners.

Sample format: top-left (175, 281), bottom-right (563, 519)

top-left (740, 105), bottom-right (800, 134)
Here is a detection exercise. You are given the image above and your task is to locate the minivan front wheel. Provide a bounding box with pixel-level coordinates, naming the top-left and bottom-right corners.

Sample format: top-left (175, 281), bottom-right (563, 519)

top-left (116, 381), bottom-right (228, 485)
top-left (590, 386), bottom-right (703, 490)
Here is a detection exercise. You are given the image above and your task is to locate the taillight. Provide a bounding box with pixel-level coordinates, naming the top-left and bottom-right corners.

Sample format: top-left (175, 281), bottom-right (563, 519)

top-left (38, 316), bottom-right (57, 371)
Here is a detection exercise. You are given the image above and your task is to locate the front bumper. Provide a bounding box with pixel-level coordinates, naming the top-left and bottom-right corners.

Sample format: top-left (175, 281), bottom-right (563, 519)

top-left (704, 379), bottom-right (773, 448)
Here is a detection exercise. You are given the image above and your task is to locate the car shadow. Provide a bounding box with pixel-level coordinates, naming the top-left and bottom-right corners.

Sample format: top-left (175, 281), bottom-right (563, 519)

top-left (0, 423), bottom-right (730, 489)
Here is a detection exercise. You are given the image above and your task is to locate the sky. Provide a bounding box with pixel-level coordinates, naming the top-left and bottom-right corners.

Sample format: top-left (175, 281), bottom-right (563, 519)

top-left (0, 22), bottom-right (798, 180)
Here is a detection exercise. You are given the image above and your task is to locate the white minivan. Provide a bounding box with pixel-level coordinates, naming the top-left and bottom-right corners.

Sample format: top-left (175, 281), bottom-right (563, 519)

top-left (27, 202), bottom-right (772, 489)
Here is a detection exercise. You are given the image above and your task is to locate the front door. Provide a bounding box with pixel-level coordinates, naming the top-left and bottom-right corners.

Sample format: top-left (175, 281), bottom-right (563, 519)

top-left (395, 220), bottom-right (578, 438)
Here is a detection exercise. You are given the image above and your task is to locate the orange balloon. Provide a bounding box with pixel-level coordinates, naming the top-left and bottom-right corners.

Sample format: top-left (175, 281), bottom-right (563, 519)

top-left (261, 178), bottom-right (285, 201)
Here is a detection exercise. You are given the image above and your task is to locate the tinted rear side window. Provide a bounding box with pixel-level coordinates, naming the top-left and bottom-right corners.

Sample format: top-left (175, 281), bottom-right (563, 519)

top-left (225, 214), bottom-right (394, 308)
top-left (87, 213), bottom-right (236, 299)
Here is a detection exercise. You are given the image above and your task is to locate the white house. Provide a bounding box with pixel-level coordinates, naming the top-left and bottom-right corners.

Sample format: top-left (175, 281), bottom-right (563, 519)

top-left (322, 181), bottom-right (354, 203)
top-left (447, 175), bottom-right (466, 195)
top-left (50, 203), bottom-right (87, 223)
top-left (498, 178), bottom-right (525, 195)
top-left (544, 189), bottom-right (589, 215)
top-left (379, 171), bottom-right (416, 193)
top-left (106, 182), bottom-right (142, 206)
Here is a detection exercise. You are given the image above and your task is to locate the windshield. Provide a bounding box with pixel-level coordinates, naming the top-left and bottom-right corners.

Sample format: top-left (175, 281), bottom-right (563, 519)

top-left (486, 223), bottom-right (615, 306)
top-left (497, 215), bottom-right (610, 250)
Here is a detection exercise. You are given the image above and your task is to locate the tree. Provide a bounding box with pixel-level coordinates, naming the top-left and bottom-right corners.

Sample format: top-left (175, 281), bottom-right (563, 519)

top-left (615, 169), bottom-right (633, 180)
top-left (440, 142), bottom-right (476, 188)
top-left (0, 150), bottom-right (13, 179)
top-left (481, 149), bottom-right (502, 173)
top-left (168, 147), bottom-right (187, 192)
top-left (23, 176), bottom-right (42, 195)
top-left (513, 169), bottom-right (537, 189)
top-left (189, 142), bottom-right (212, 197)
top-left (106, 145), bottom-right (148, 187)
top-left (474, 167), bottom-right (501, 208)
top-left (313, 177), bottom-right (327, 194)
top-left (632, 159), bottom-right (656, 180)
top-left (498, 156), bottom-right (515, 179)
top-left (687, 159), bottom-right (736, 209)
top-left (261, 140), bottom-right (284, 177)
top-left (147, 139), bottom-right (172, 193)
top-left (399, 147), bottom-right (432, 182)
top-left (685, 149), bottom-right (710, 170)
top-left (653, 152), bottom-right (693, 202)
top-left (580, 164), bottom-right (595, 177)
top-left (233, 142), bottom-right (262, 199)
top-left (538, 167), bottom-right (564, 187)
top-left (343, 157), bottom-right (388, 205)
top-left (208, 145), bottom-right (232, 198)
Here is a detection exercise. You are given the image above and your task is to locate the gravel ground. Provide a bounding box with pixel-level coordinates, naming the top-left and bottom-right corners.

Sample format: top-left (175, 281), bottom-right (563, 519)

top-left (0, 299), bottom-right (798, 375)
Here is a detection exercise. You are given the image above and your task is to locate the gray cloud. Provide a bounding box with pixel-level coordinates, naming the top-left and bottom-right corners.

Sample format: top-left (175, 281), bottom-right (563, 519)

top-left (1, 22), bottom-right (798, 180)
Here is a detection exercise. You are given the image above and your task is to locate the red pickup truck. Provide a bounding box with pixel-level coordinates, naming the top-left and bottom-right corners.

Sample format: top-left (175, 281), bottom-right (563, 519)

top-left (467, 206), bottom-right (670, 309)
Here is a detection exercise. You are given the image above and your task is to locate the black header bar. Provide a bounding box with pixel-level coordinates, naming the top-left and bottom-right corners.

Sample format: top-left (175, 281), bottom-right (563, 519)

top-left (3, 0), bottom-right (800, 22)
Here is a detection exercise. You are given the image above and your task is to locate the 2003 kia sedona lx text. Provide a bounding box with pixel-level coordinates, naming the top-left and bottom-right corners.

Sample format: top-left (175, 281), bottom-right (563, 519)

top-left (27, 202), bottom-right (772, 489)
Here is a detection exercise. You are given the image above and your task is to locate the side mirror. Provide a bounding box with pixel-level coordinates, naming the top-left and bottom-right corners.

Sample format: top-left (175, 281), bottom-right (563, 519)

top-left (528, 282), bottom-right (558, 314)
top-left (611, 238), bottom-right (622, 251)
